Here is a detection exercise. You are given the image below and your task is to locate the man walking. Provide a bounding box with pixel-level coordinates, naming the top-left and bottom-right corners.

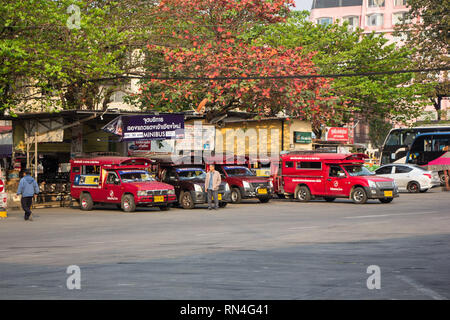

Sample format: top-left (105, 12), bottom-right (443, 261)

top-left (205, 164), bottom-right (221, 210)
top-left (17, 169), bottom-right (39, 221)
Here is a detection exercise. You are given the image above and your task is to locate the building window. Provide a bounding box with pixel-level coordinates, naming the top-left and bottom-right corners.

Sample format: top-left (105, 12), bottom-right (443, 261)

top-left (392, 12), bottom-right (411, 25)
top-left (394, 0), bottom-right (406, 6)
top-left (110, 90), bottom-right (127, 103)
top-left (317, 17), bottom-right (333, 26)
top-left (343, 16), bottom-right (360, 30)
top-left (366, 13), bottom-right (384, 27)
top-left (368, 0), bottom-right (385, 7)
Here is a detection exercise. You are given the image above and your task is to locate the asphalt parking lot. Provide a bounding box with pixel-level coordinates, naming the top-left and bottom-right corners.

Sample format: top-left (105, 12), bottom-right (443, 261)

top-left (1, 188), bottom-right (449, 300)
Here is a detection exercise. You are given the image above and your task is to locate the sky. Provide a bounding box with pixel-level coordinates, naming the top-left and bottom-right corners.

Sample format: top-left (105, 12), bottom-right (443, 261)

top-left (294, 0), bottom-right (313, 11)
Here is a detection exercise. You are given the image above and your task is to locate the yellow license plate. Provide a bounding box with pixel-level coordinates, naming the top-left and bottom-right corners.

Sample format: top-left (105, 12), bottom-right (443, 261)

top-left (154, 196), bottom-right (164, 202)
top-left (257, 188), bottom-right (268, 194)
top-left (218, 194), bottom-right (222, 200)
top-left (384, 191), bottom-right (393, 197)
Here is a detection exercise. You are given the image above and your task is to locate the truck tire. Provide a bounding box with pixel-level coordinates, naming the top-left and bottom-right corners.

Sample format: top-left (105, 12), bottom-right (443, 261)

top-left (296, 186), bottom-right (311, 202)
top-left (80, 193), bottom-right (94, 211)
top-left (180, 191), bottom-right (195, 209)
top-left (121, 194), bottom-right (136, 212)
top-left (351, 187), bottom-right (367, 204)
top-left (230, 187), bottom-right (242, 204)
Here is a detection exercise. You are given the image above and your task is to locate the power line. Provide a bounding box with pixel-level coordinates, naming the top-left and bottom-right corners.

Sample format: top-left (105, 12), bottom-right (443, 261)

top-left (91, 67), bottom-right (450, 83)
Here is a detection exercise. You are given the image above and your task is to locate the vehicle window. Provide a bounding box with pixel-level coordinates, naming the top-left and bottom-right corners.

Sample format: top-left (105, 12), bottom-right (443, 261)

top-left (412, 165), bottom-right (427, 171)
top-left (386, 131), bottom-right (401, 146)
top-left (344, 165), bottom-right (373, 177)
top-left (119, 170), bottom-right (154, 182)
top-left (84, 165), bottom-right (100, 174)
top-left (106, 172), bottom-right (119, 184)
top-left (285, 161), bottom-right (294, 168)
top-left (375, 166), bottom-right (392, 175)
top-left (176, 168), bottom-right (206, 180)
top-left (329, 166), bottom-right (346, 178)
top-left (72, 167), bottom-right (80, 173)
top-left (297, 161), bottom-right (322, 170)
top-left (223, 166), bottom-right (255, 176)
top-left (395, 166), bottom-right (413, 174)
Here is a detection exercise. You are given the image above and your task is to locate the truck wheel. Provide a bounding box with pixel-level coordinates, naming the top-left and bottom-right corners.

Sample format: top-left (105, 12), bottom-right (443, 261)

top-left (351, 187), bottom-right (367, 204)
top-left (379, 198), bottom-right (393, 203)
top-left (219, 202), bottom-right (227, 208)
top-left (80, 193), bottom-right (93, 211)
top-left (296, 186), bottom-right (311, 202)
top-left (258, 197), bottom-right (270, 203)
top-left (230, 187), bottom-right (242, 204)
top-left (324, 197), bottom-right (336, 202)
top-left (180, 191), bottom-right (195, 209)
top-left (121, 194), bottom-right (136, 212)
top-left (407, 181), bottom-right (420, 193)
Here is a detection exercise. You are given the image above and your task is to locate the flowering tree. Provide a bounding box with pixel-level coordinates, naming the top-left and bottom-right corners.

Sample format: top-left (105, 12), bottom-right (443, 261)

top-left (130, 0), bottom-right (339, 124)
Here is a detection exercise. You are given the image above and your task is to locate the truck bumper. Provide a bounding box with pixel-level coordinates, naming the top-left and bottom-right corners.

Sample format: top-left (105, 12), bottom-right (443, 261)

top-left (364, 187), bottom-right (399, 199)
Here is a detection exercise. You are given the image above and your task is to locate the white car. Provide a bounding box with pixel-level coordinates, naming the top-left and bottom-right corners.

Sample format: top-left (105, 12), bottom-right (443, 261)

top-left (374, 164), bottom-right (440, 193)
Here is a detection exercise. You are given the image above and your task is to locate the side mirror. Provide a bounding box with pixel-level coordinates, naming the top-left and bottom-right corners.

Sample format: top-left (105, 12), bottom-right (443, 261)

top-left (338, 172), bottom-right (346, 178)
top-left (114, 178), bottom-right (120, 185)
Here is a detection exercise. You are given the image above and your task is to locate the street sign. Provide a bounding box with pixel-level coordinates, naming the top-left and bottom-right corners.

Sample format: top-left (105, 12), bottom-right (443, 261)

top-left (294, 131), bottom-right (312, 144)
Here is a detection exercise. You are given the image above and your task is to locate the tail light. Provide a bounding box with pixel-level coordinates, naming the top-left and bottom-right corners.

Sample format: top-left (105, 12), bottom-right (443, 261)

top-left (423, 174), bottom-right (432, 179)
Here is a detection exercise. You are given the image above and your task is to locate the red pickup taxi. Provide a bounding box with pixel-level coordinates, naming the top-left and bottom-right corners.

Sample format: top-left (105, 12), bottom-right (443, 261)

top-left (273, 153), bottom-right (399, 204)
top-left (70, 157), bottom-right (176, 212)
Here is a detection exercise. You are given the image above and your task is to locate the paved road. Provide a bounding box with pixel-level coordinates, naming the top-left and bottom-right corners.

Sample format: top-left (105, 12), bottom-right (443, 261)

top-left (1, 189), bottom-right (449, 299)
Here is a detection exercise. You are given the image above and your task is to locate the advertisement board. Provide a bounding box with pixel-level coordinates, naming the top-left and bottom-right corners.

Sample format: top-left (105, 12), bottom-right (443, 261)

top-left (325, 127), bottom-right (349, 142)
top-left (103, 114), bottom-right (185, 141)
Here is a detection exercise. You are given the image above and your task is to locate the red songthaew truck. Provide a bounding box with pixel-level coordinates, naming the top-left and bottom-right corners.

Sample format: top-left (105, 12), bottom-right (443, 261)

top-left (70, 157), bottom-right (176, 212)
top-left (273, 153), bottom-right (399, 204)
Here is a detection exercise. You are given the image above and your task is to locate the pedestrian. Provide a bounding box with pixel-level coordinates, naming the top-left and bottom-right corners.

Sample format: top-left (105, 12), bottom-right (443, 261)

top-left (205, 164), bottom-right (221, 210)
top-left (17, 169), bottom-right (39, 221)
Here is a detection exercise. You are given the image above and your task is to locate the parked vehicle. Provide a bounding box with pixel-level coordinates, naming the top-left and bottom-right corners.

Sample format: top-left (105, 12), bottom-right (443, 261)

top-left (405, 132), bottom-right (450, 185)
top-left (156, 157), bottom-right (231, 209)
top-left (374, 164), bottom-right (441, 193)
top-left (70, 157), bottom-right (176, 212)
top-left (273, 153), bottom-right (399, 204)
top-left (215, 164), bottom-right (273, 203)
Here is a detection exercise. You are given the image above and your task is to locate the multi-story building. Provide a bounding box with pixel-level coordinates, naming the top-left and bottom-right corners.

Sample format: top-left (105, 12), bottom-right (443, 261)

top-left (310, 0), bottom-right (410, 43)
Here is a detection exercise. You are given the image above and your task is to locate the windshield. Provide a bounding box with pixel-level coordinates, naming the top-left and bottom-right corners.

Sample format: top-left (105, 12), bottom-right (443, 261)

top-left (176, 168), bottom-right (206, 180)
top-left (344, 165), bottom-right (373, 177)
top-left (223, 166), bottom-right (255, 176)
top-left (119, 170), bottom-right (154, 183)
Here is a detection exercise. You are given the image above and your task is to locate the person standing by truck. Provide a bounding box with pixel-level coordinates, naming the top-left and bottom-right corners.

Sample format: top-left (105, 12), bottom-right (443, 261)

top-left (17, 169), bottom-right (39, 221)
top-left (205, 164), bottom-right (221, 210)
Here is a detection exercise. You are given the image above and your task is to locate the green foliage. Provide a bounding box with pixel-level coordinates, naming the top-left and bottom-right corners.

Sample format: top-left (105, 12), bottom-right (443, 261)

top-left (0, 0), bottom-right (156, 113)
top-left (254, 11), bottom-right (432, 129)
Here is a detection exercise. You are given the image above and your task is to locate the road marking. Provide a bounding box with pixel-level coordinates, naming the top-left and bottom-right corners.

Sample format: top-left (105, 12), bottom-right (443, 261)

top-left (396, 275), bottom-right (446, 300)
top-left (343, 212), bottom-right (438, 219)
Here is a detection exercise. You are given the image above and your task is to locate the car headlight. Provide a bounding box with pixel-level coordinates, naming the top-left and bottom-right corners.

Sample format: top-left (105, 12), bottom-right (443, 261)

top-left (243, 181), bottom-right (251, 189)
top-left (194, 184), bottom-right (203, 192)
top-left (368, 180), bottom-right (377, 189)
top-left (269, 180), bottom-right (273, 188)
top-left (137, 190), bottom-right (147, 196)
top-left (225, 183), bottom-right (230, 191)
top-left (167, 189), bottom-right (175, 195)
